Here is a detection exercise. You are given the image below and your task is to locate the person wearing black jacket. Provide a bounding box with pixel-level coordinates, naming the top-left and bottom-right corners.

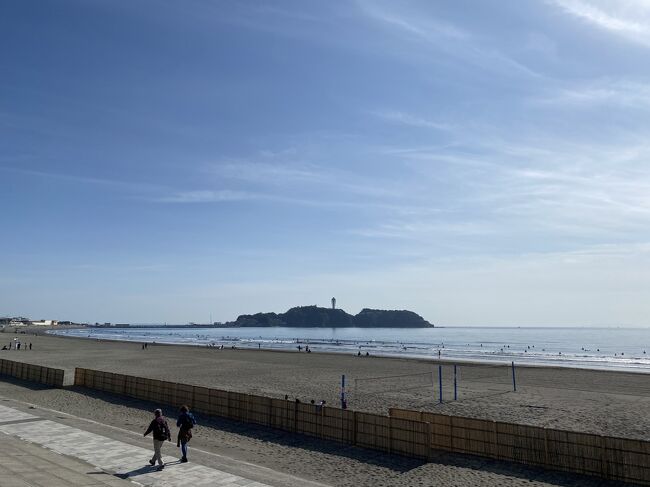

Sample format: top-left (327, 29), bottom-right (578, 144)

top-left (176, 405), bottom-right (196, 463)
top-left (144, 408), bottom-right (171, 470)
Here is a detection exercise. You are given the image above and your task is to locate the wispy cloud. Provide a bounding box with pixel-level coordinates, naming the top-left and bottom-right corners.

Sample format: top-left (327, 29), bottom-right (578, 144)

top-left (351, 220), bottom-right (492, 240)
top-left (534, 79), bottom-right (650, 108)
top-left (356, 0), bottom-right (540, 78)
top-left (355, 131), bottom-right (650, 247)
top-left (0, 165), bottom-right (259, 205)
top-left (356, 0), bottom-right (468, 41)
top-left (72, 263), bottom-right (166, 273)
top-left (372, 110), bottom-right (454, 131)
top-left (208, 161), bottom-right (327, 185)
top-left (204, 155), bottom-right (407, 200)
top-left (0, 166), bottom-right (163, 194)
top-left (155, 190), bottom-right (257, 204)
top-left (550, 0), bottom-right (650, 46)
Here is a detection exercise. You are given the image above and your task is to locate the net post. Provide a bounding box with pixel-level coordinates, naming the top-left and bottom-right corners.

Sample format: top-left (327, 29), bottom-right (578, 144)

top-left (341, 374), bottom-right (347, 409)
top-left (438, 365), bottom-right (443, 404)
top-left (453, 364), bottom-right (457, 400)
top-left (511, 361), bottom-right (516, 392)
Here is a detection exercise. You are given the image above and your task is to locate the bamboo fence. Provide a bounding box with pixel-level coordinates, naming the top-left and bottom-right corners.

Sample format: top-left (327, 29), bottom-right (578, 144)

top-left (66, 368), bottom-right (649, 485)
top-left (0, 358), bottom-right (66, 387)
top-left (390, 408), bottom-right (650, 485)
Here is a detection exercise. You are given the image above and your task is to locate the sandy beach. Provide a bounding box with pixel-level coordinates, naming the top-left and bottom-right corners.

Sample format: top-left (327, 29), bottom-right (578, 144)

top-left (0, 331), bottom-right (645, 486)
top-left (0, 334), bottom-right (650, 487)
top-left (3, 331), bottom-right (650, 441)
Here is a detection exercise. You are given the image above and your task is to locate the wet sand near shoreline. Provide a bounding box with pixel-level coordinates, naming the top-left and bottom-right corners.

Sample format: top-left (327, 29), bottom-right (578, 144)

top-left (3, 331), bottom-right (650, 441)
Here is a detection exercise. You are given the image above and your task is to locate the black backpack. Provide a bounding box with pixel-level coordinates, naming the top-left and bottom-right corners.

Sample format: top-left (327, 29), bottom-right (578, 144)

top-left (153, 420), bottom-right (169, 439)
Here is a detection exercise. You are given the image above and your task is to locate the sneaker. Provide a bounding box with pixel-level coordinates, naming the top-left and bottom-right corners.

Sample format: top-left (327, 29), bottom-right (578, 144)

top-left (157, 464), bottom-right (165, 471)
top-left (149, 459), bottom-right (155, 466)
top-left (180, 457), bottom-right (188, 463)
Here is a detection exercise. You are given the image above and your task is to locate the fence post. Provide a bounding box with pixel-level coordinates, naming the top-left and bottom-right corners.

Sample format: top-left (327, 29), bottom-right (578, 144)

top-left (599, 435), bottom-right (609, 480)
top-left (454, 364), bottom-right (457, 401)
top-left (449, 415), bottom-right (454, 452)
top-left (438, 365), bottom-right (443, 404)
top-left (543, 427), bottom-right (549, 466)
top-left (511, 361), bottom-right (517, 392)
top-left (341, 374), bottom-right (346, 409)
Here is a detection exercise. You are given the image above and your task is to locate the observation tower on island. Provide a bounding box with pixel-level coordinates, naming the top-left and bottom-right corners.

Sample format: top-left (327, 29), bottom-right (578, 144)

top-left (331, 297), bottom-right (336, 309)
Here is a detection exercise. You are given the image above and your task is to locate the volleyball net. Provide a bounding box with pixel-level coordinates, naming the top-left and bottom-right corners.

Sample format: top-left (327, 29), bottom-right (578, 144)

top-left (347, 362), bottom-right (517, 407)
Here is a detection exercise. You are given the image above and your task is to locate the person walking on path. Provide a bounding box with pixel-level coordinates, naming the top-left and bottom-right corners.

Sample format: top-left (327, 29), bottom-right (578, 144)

top-left (176, 405), bottom-right (196, 463)
top-left (143, 408), bottom-right (171, 470)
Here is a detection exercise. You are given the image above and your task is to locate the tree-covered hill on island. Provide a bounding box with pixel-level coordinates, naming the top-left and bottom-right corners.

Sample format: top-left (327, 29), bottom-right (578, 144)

top-left (230, 305), bottom-right (433, 328)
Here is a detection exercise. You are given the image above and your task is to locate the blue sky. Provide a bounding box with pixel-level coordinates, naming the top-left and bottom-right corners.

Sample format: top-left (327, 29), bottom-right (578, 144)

top-left (2, 0), bottom-right (650, 325)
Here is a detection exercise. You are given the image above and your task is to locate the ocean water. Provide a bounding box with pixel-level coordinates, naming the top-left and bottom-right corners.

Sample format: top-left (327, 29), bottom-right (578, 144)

top-left (49, 326), bottom-right (650, 372)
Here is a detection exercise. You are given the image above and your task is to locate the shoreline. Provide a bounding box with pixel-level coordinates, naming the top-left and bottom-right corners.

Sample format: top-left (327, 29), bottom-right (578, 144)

top-left (43, 327), bottom-right (650, 375)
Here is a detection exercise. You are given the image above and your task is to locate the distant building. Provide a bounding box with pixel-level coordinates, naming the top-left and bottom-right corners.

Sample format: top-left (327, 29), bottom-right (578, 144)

top-left (30, 320), bottom-right (58, 326)
top-left (331, 297), bottom-right (336, 309)
top-left (7, 317), bottom-right (31, 326)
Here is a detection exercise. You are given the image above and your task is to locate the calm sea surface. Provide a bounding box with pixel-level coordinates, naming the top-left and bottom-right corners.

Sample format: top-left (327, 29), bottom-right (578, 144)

top-left (49, 326), bottom-right (650, 372)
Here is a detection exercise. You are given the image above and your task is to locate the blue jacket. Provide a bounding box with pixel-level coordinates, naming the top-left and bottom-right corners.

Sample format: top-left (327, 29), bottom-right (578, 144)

top-left (177, 411), bottom-right (196, 430)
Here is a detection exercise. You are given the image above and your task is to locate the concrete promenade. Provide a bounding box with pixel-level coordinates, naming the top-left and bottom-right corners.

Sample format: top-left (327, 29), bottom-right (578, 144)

top-left (0, 400), bottom-right (329, 487)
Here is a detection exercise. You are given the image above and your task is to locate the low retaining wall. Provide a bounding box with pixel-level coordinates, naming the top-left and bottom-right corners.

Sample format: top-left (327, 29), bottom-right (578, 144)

top-left (73, 368), bottom-right (649, 485)
top-left (0, 358), bottom-right (66, 387)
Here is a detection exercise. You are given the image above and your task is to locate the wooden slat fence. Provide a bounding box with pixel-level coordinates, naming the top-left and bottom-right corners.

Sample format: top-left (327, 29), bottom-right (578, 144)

top-left (0, 358), bottom-right (66, 387)
top-left (69, 368), bottom-right (650, 485)
top-left (390, 408), bottom-right (650, 485)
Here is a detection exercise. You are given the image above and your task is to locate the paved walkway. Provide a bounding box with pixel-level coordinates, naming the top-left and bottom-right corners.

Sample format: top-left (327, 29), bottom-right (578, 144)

top-left (0, 430), bottom-right (130, 487)
top-left (0, 403), bottom-right (327, 487)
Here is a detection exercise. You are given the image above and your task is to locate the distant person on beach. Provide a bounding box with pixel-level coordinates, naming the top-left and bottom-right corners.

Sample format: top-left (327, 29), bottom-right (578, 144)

top-left (143, 408), bottom-right (171, 470)
top-left (29, 343), bottom-right (32, 350)
top-left (176, 405), bottom-right (196, 463)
